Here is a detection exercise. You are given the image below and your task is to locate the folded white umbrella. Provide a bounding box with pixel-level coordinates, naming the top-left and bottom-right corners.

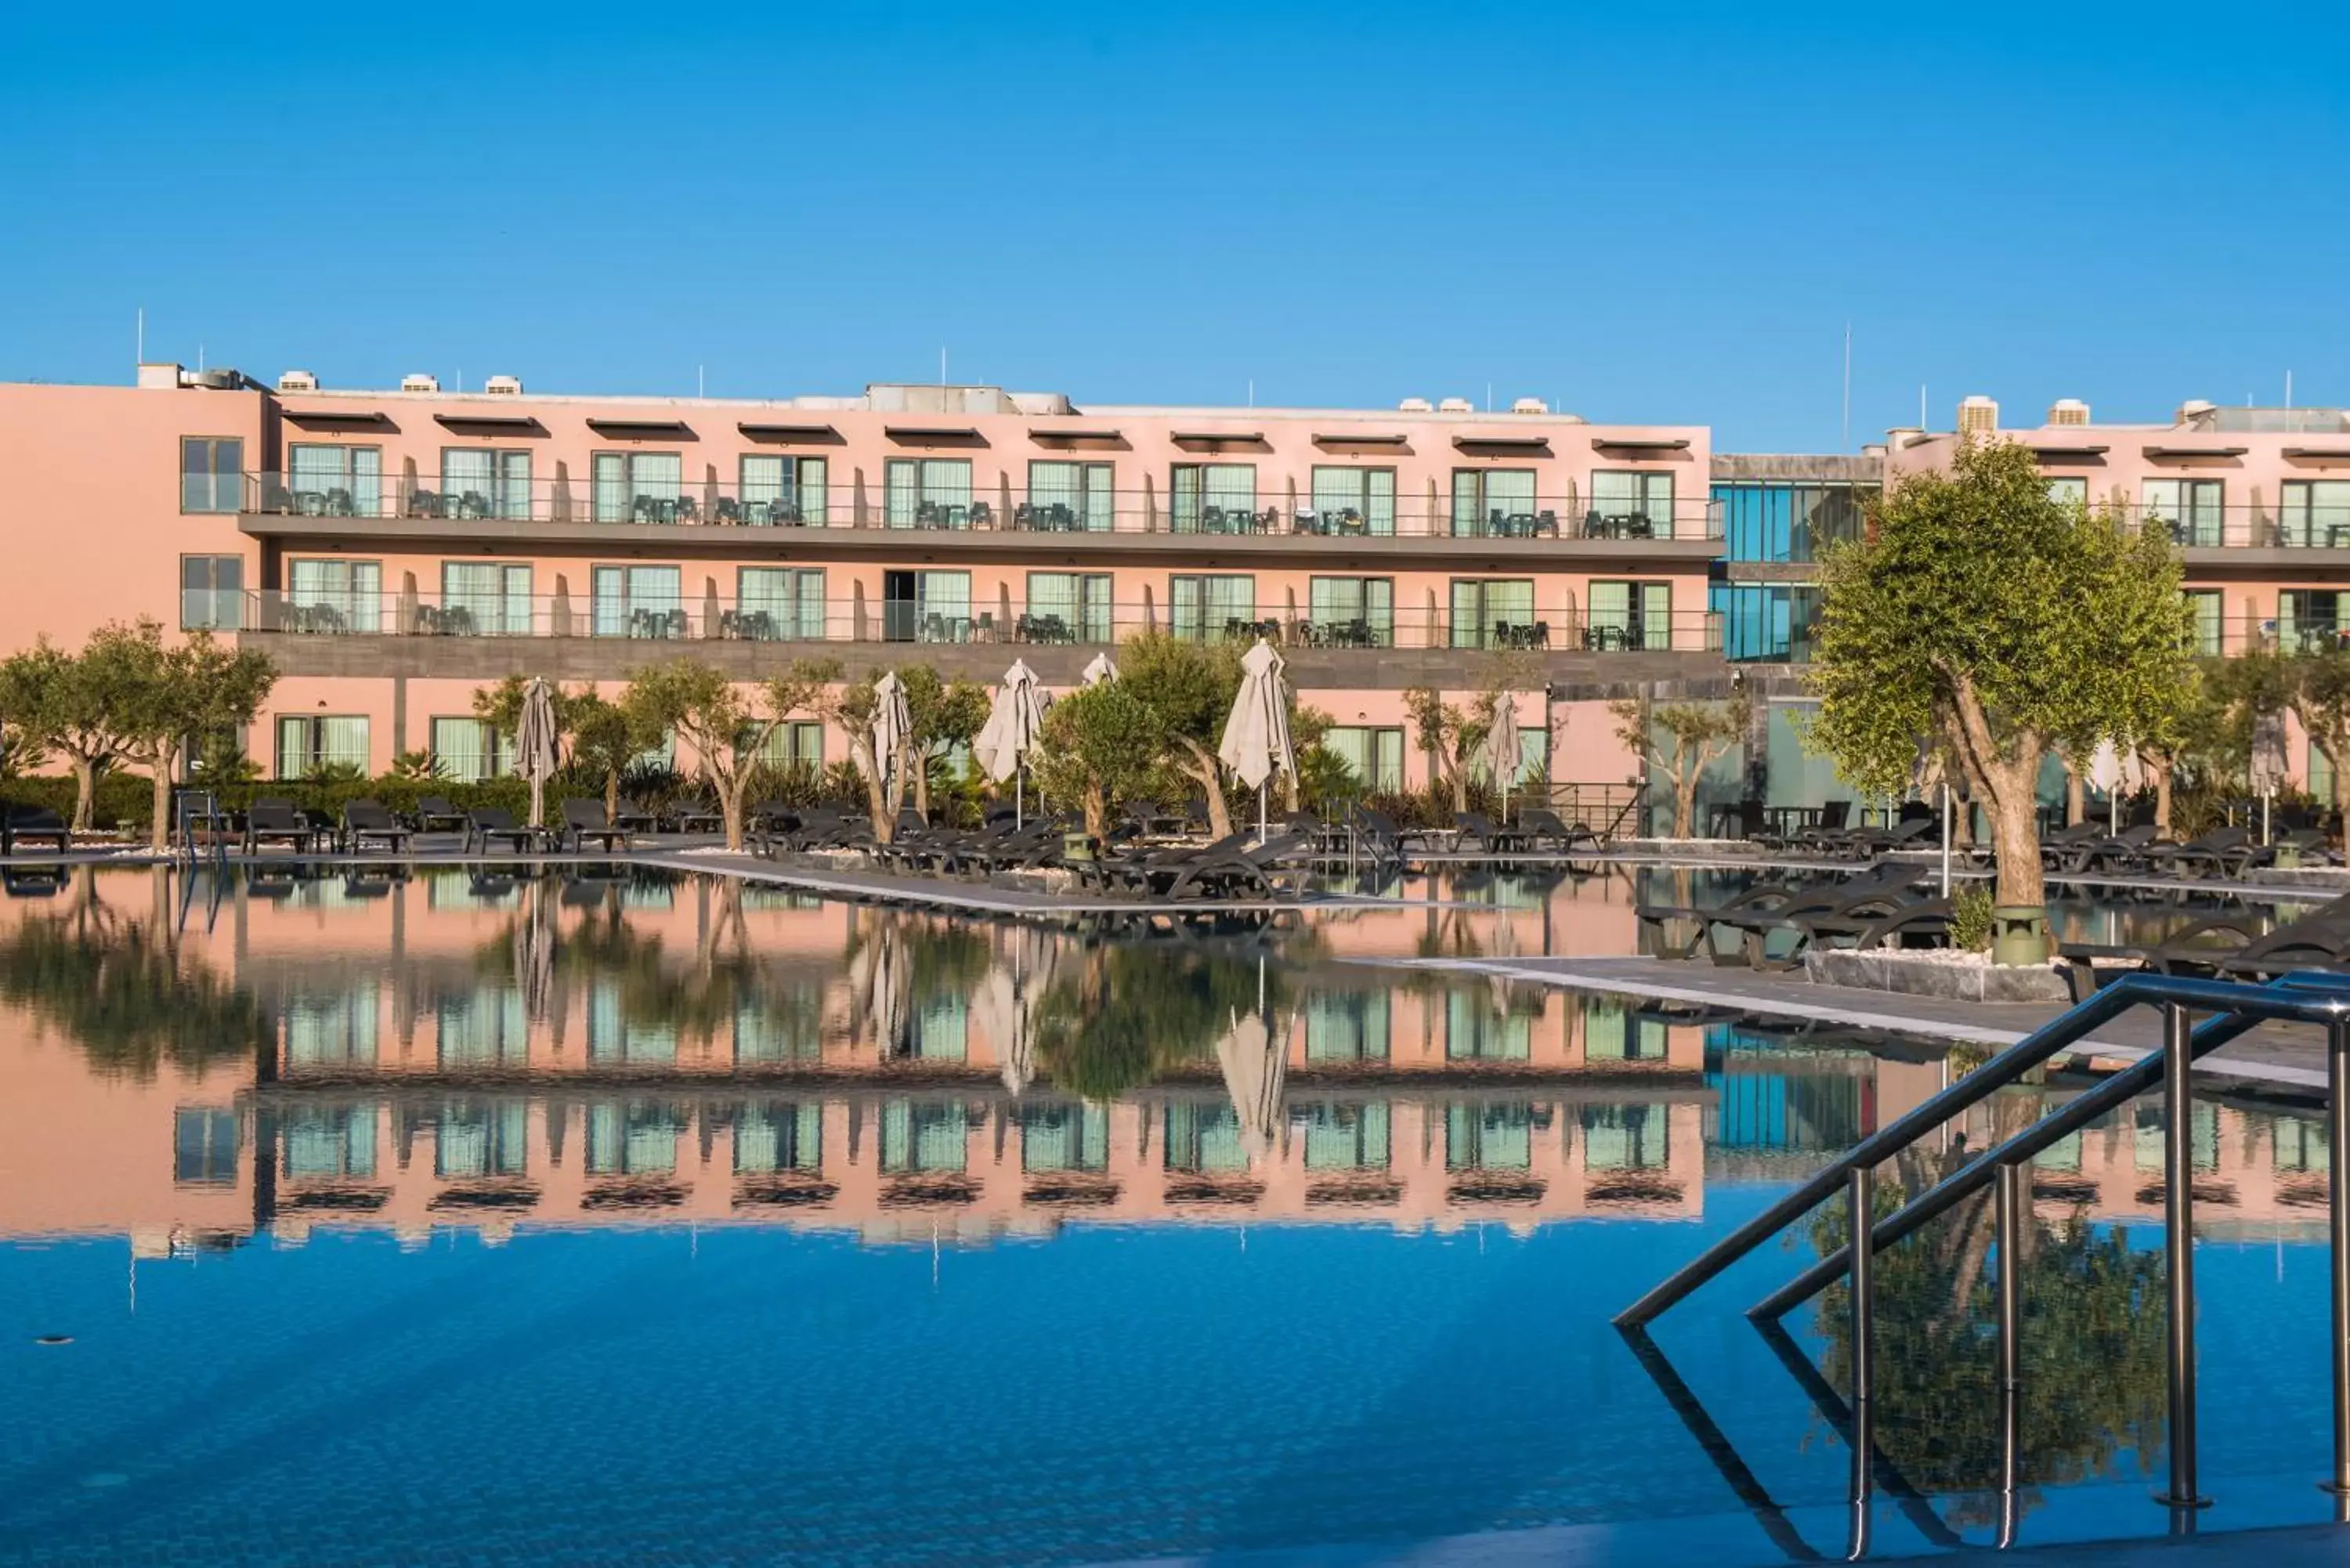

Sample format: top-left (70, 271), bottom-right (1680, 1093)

top-left (870, 671), bottom-right (912, 790)
top-left (1079, 652), bottom-right (1119, 687)
top-left (515, 676), bottom-right (562, 829)
top-left (1484, 691), bottom-right (1521, 788)
top-left (973, 659), bottom-right (1047, 784)
top-left (1213, 1006), bottom-right (1290, 1169)
top-left (1217, 640), bottom-right (1296, 843)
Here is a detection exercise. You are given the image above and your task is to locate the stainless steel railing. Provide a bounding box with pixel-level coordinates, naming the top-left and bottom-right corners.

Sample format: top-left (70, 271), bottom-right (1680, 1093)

top-left (1618, 967), bottom-right (2350, 1514)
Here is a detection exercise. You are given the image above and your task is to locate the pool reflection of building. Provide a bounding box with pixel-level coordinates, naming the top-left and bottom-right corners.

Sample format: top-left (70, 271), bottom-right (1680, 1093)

top-left (0, 867), bottom-right (2330, 1254)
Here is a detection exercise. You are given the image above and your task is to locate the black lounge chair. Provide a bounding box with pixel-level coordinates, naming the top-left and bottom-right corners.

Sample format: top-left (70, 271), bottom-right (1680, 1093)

top-left (414, 795), bottom-right (468, 833)
top-left (1159, 832), bottom-right (1311, 901)
top-left (1694, 865), bottom-right (1923, 969)
top-left (2037, 822), bottom-right (2105, 869)
top-left (465, 807), bottom-right (544, 854)
top-left (613, 799), bottom-right (662, 836)
top-left (2058, 892), bottom-right (2350, 997)
top-left (2142, 826), bottom-right (2258, 880)
top-left (562, 797), bottom-right (630, 853)
top-left (341, 799), bottom-right (413, 854)
top-left (245, 798), bottom-right (324, 854)
top-left (671, 798), bottom-right (725, 835)
top-left (2057, 823), bottom-right (2161, 875)
top-left (1843, 817), bottom-right (1937, 858)
top-left (1788, 800), bottom-right (1854, 854)
top-left (1, 804), bottom-right (70, 855)
top-left (1512, 807), bottom-right (1603, 854)
top-left (1793, 891), bottom-right (1955, 956)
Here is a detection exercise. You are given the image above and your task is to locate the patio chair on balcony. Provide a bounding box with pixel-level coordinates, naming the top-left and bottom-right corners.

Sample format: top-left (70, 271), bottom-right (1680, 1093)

top-left (1013, 502), bottom-right (1036, 529)
top-left (456, 491), bottom-right (490, 519)
top-left (675, 495), bottom-right (700, 523)
top-left (1535, 510), bottom-right (1560, 537)
top-left (713, 497), bottom-right (743, 524)
top-left (407, 489), bottom-right (442, 518)
top-left (971, 501), bottom-right (993, 528)
top-left (325, 487), bottom-right (356, 517)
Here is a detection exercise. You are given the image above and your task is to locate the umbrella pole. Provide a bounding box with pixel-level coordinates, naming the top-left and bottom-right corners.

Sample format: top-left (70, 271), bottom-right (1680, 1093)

top-left (1016, 769), bottom-right (1024, 831)
top-left (2264, 788), bottom-right (2272, 847)
top-left (1258, 782), bottom-right (1267, 846)
top-left (1939, 780), bottom-right (1951, 898)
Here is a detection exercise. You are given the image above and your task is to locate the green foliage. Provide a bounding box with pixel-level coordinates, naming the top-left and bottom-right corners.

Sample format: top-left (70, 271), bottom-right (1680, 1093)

top-left (1031, 945), bottom-right (1278, 1100)
top-left (0, 908), bottom-right (274, 1080)
top-left (1029, 678), bottom-right (1162, 835)
top-left (1948, 885), bottom-right (1994, 952)
top-left (1611, 699), bottom-right (1742, 838)
top-left (1807, 439), bottom-right (2192, 904)
top-left (389, 749), bottom-right (441, 781)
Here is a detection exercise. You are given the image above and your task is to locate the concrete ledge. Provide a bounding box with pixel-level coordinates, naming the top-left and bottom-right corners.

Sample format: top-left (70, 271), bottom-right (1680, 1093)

top-left (1804, 949), bottom-right (2073, 1003)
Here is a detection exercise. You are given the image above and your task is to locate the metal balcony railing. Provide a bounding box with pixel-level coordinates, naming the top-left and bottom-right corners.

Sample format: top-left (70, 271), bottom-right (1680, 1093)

top-left (226, 591), bottom-right (1725, 656)
top-left (1618, 969), bottom-right (2350, 1515)
top-left (237, 474), bottom-right (1728, 542)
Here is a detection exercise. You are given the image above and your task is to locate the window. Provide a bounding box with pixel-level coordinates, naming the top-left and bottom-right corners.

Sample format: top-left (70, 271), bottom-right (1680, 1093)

top-left (2183, 588), bottom-right (2223, 656)
top-left (1446, 1103), bottom-right (1535, 1169)
top-left (1310, 466), bottom-right (1397, 534)
top-left (591, 565), bottom-right (684, 637)
top-left (2142, 479), bottom-right (2223, 547)
top-left (884, 458), bottom-right (973, 527)
top-left (1319, 726), bottom-right (1405, 793)
top-left (591, 451), bottom-right (684, 522)
top-left (1302, 1103), bottom-right (1391, 1171)
top-left (429, 717), bottom-right (512, 783)
top-left (1029, 461), bottom-right (1114, 531)
top-left (180, 555), bottom-right (244, 630)
top-left (1307, 576), bottom-right (1394, 646)
top-left (1025, 572), bottom-right (1113, 643)
top-left (1446, 992), bottom-right (1531, 1060)
top-left (1305, 992), bottom-right (1391, 1060)
top-left (437, 990), bottom-right (528, 1071)
top-left (2282, 481), bottom-right (2350, 549)
top-left (1020, 1104), bottom-right (1109, 1172)
top-left (1170, 574), bottom-right (1256, 641)
top-left (284, 1107), bottom-right (378, 1180)
top-left (440, 562), bottom-right (533, 635)
top-left (735, 1101), bottom-right (822, 1165)
top-left (1448, 578), bottom-right (1534, 649)
top-left (740, 454), bottom-right (827, 526)
top-left (1170, 464), bottom-right (1256, 532)
top-left (757, 721), bottom-right (825, 771)
top-left (737, 567), bottom-right (826, 640)
top-left (1587, 580), bottom-right (1674, 651)
top-left (438, 448), bottom-right (532, 520)
top-left (277, 715), bottom-right (371, 776)
top-left (1593, 470), bottom-right (1676, 538)
top-left (436, 1103), bottom-right (527, 1177)
top-left (1451, 468), bottom-right (1536, 537)
top-left (287, 985), bottom-right (378, 1065)
top-left (1163, 1103), bottom-right (1247, 1173)
top-left (881, 1101), bottom-right (969, 1173)
top-left (1713, 482), bottom-right (1867, 564)
top-left (287, 443), bottom-right (381, 516)
top-left (1582, 1104), bottom-right (1668, 1170)
top-left (287, 558), bottom-right (382, 632)
top-left (1584, 999), bottom-right (1668, 1061)
top-left (880, 569), bottom-right (972, 642)
top-left (588, 982), bottom-right (678, 1064)
top-left (173, 1107), bottom-right (240, 1184)
top-left (180, 437), bottom-right (243, 513)
top-left (586, 1103), bottom-right (678, 1174)
top-left (2046, 476), bottom-right (2088, 507)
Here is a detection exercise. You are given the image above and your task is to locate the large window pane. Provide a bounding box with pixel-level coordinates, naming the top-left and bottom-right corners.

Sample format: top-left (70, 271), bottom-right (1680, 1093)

top-left (1025, 573), bottom-right (1112, 642)
top-left (1307, 576), bottom-right (1394, 646)
top-left (1309, 466), bottom-right (1396, 535)
top-left (1452, 469), bottom-right (1538, 537)
top-left (1029, 461), bottom-right (1114, 530)
top-left (180, 554), bottom-right (244, 630)
top-left (288, 558), bottom-right (381, 633)
top-left (1171, 464), bottom-right (1256, 533)
top-left (885, 459), bottom-right (974, 527)
top-left (2283, 481), bottom-right (2350, 549)
top-left (591, 565), bottom-right (683, 638)
top-left (287, 444), bottom-right (381, 516)
top-left (1593, 471), bottom-right (1675, 539)
top-left (738, 567), bottom-right (825, 640)
top-left (181, 438), bottom-right (243, 514)
top-left (441, 562), bottom-right (532, 635)
top-left (1170, 575), bottom-right (1256, 641)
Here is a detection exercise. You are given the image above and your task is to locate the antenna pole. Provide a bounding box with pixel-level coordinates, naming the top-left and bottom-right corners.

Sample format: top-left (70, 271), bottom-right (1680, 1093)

top-left (136, 306), bottom-right (143, 366)
top-left (940, 348), bottom-right (947, 387)
top-left (1841, 323), bottom-right (1852, 450)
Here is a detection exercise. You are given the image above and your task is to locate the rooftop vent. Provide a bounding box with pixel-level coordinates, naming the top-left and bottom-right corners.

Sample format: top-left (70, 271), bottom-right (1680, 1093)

top-left (1509, 397), bottom-right (1549, 415)
top-left (190, 369), bottom-right (240, 392)
top-left (1397, 397), bottom-right (1434, 414)
top-left (2177, 399), bottom-right (2218, 426)
top-left (400, 374), bottom-right (441, 394)
top-left (483, 374), bottom-right (523, 396)
top-left (277, 370), bottom-right (318, 393)
top-left (2048, 398), bottom-right (2090, 426)
top-left (1437, 396), bottom-right (1475, 414)
top-left (1958, 395), bottom-right (1999, 436)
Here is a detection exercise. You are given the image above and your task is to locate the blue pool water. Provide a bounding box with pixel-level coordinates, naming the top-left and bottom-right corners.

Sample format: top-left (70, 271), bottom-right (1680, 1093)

top-left (0, 865), bottom-right (2344, 1565)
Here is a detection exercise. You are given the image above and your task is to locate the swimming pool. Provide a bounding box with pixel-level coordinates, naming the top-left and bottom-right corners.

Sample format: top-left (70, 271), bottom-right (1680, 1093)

top-left (0, 864), bottom-right (2341, 1565)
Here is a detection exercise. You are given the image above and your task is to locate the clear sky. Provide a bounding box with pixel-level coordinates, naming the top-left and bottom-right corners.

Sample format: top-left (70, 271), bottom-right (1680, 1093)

top-left (4, 2), bottom-right (2345, 451)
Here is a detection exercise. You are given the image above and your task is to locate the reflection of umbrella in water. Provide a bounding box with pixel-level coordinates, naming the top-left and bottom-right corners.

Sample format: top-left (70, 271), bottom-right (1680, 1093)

top-left (512, 873), bottom-right (557, 1023)
top-left (973, 926), bottom-right (1061, 1093)
top-left (849, 919), bottom-right (910, 1057)
top-left (1214, 960), bottom-right (1291, 1166)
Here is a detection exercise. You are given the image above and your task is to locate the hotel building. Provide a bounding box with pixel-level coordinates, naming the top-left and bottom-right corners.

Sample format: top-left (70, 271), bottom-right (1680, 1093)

top-left (2, 369), bottom-right (2347, 811)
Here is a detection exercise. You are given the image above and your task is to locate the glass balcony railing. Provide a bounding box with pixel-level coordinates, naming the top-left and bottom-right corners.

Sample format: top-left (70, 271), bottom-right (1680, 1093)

top-left (232, 592), bottom-right (1725, 655)
top-left (237, 475), bottom-right (1727, 542)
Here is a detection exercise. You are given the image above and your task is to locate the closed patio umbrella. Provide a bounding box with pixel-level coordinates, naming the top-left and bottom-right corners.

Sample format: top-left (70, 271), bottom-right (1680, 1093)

top-left (1080, 652), bottom-right (1119, 687)
top-left (1217, 638), bottom-right (1295, 843)
top-left (1484, 691), bottom-right (1521, 817)
top-left (2088, 739), bottom-right (2145, 833)
top-left (2252, 713), bottom-right (2290, 844)
top-left (871, 671), bottom-right (912, 793)
top-left (516, 676), bottom-right (561, 830)
top-left (972, 659), bottom-right (1049, 826)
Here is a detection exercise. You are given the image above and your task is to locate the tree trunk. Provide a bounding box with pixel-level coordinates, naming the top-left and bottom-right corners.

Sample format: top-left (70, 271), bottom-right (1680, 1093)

top-left (721, 772), bottom-right (751, 852)
top-left (1449, 752), bottom-right (1468, 814)
top-left (1985, 759), bottom-right (2046, 909)
top-left (2151, 757), bottom-right (2174, 836)
top-left (70, 757), bottom-right (96, 832)
top-left (1175, 739), bottom-right (1232, 840)
top-left (848, 737), bottom-right (891, 843)
top-left (149, 762), bottom-right (172, 853)
top-left (1083, 783), bottom-right (1108, 840)
top-left (2333, 746), bottom-right (2350, 854)
top-left (605, 769), bottom-right (622, 822)
top-left (913, 756), bottom-right (931, 825)
top-left (1673, 768), bottom-right (1699, 840)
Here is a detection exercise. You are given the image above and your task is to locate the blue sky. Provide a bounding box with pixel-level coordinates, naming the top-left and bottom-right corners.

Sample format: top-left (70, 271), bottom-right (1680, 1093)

top-left (3, 2), bottom-right (2345, 450)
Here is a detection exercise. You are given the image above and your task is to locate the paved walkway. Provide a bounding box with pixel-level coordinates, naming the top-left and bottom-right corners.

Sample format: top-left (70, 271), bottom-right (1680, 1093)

top-left (1376, 952), bottom-right (2337, 1098)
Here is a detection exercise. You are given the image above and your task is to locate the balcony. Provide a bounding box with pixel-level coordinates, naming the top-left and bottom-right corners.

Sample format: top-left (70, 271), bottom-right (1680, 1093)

top-left (237, 474), bottom-right (1725, 544)
top-left (230, 591), bottom-right (1723, 657)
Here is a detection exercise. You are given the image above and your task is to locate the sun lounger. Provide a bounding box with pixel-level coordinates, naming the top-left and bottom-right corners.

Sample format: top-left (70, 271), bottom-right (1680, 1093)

top-left (1697, 865), bottom-right (1924, 969)
top-left (340, 799), bottom-right (413, 854)
top-left (1, 804), bottom-right (70, 855)
top-left (414, 795), bottom-right (468, 833)
top-left (2056, 823), bottom-right (2161, 875)
top-left (562, 798), bottom-right (630, 853)
top-left (465, 807), bottom-right (544, 854)
top-left (1157, 831), bottom-right (1311, 901)
top-left (245, 798), bottom-right (325, 854)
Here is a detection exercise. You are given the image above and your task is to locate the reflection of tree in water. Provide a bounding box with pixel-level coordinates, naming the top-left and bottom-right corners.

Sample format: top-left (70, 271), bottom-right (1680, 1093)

top-left (1809, 1137), bottom-right (2168, 1518)
top-left (1032, 945), bottom-right (1279, 1100)
top-left (0, 904), bottom-right (271, 1081)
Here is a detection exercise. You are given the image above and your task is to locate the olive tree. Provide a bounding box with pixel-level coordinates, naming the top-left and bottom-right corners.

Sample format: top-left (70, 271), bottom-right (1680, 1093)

top-left (1118, 633), bottom-right (1244, 837)
top-left (1611, 698), bottom-right (1741, 839)
top-left (895, 664), bottom-right (990, 822)
top-left (1029, 678), bottom-right (1160, 838)
top-left (2236, 648), bottom-right (2350, 846)
top-left (620, 658), bottom-right (833, 851)
top-left (121, 627), bottom-right (276, 850)
top-left (1806, 438), bottom-right (2189, 915)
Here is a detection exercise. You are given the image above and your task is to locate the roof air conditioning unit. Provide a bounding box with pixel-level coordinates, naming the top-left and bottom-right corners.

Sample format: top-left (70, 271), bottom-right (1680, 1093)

top-left (401, 374), bottom-right (441, 394)
top-left (1437, 396), bottom-right (1475, 414)
top-left (1510, 397), bottom-right (1549, 415)
top-left (483, 374), bottom-right (523, 396)
top-left (1957, 395), bottom-right (1998, 436)
top-left (1397, 397), bottom-right (1434, 413)
top-left (277, 370), bottom-right (318, 393)
top-left (190, 369), bottom-right (240, 392)
top-left (2048, 398), bottom-right (2090, 426)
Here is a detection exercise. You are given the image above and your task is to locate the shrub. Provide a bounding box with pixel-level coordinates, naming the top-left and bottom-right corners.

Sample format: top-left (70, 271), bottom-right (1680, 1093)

top-left (1949, 885), bottom-right (1994, 952)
